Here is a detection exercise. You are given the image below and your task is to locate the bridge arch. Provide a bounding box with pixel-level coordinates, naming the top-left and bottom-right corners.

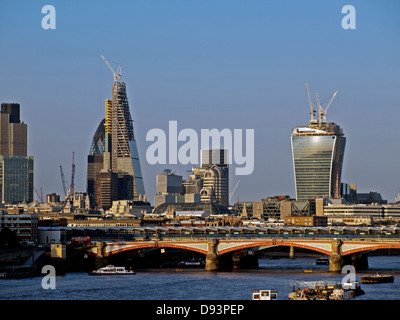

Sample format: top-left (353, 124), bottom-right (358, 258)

top-left (217, 240), bottom-right (331, 256)
top-left (105, 242), bottom-right (208, 257)
top-left (342, 243), bottom-right (400, 256)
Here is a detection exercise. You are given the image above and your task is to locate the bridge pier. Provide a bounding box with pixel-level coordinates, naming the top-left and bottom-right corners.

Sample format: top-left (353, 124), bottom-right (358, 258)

top-left (205, 239), bottom-right (222, 271)
top-left (329, 238), bottom-right (343, 272)
top-left (289, 246), bottom-right (295, 259)
top-left (94, 242), bottom-right (109, 269)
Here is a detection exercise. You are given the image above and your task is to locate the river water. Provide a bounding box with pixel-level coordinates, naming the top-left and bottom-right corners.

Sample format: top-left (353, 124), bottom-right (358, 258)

top-left (1, 256), bottom-right (399, 300)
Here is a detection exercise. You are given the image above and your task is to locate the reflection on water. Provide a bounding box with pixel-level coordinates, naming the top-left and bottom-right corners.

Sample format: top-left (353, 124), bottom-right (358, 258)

top-left (0, 256), bottom-right (399, 300)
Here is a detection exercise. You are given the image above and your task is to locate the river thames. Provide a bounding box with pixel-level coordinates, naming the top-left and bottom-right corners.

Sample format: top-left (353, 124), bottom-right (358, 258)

top-left (1, 256), bottom-right (399, 300)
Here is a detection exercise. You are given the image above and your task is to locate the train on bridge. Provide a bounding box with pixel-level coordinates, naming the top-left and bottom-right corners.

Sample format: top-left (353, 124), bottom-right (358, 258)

top-left (39, 225), bottom-right (400, 243)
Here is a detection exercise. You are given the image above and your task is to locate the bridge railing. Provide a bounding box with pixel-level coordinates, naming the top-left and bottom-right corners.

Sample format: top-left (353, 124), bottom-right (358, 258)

top-left (86, 230), bottom-right (400, 243)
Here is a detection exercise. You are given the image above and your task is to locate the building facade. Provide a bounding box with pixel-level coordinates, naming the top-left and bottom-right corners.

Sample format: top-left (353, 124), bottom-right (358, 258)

top-left (200, 149), bottom-right (229, 206)
top-left (291, 122), bottom-right (346, 201)
top-left (0, 211), bottom-right (38, 242)
top-left (0, 103), bottom-right (33, 204)
top-left (111, 81), bottom-right (145, 200)
top-left (0, 155), bottom-right (33, 204)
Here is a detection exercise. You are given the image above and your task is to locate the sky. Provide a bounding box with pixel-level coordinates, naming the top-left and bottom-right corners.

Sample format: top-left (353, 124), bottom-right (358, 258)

top-left (0, 0), bottom-right (399, 204)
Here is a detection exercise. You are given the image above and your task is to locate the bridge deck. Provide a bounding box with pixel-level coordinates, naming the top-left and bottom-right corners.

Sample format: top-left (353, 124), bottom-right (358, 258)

top-left (89, 237), bottom-right (400, 257)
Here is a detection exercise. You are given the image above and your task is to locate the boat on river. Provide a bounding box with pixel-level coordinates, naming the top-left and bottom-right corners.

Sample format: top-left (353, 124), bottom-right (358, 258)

top-left (361, 274), bottom-right (394, 284)
top-left (252, 290), bottom-right (278, 300)
top-left (315, 257), bottom-right (329, 265)
top-left (88, 265), bottom-right (135, 276)
top-left (288, 282), bottom-right (364, 300)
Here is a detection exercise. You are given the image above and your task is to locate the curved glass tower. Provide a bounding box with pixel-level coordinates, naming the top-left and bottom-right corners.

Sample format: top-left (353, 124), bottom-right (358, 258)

top-left (291, 85), bottom-right (345, 201)
top-left (291, 122), bottom-right (345, 201)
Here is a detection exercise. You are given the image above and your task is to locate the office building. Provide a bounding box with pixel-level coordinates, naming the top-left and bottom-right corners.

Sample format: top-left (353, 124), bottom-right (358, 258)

top-left (0, 103), bottom-right (33, 204)
top-left (0, 155), bottom-right (34, 203)
top-left (291, 85), bottom-right (345, 201)
top-left (111, 81), bottom-right (145, 200)
top-left (87, 119), bottom-right (106, 208)
top-left (0, 211), bottom-right (38, 242)
top-left (94, 169), bottom-right (118, 210)
top-left (200, 149), bottom-right (229, 206)
top-left (89, 57), bottom-right (146, 208)
top-left (0, 103), bottom-right (27, 156)
top-left (154, 170), bottom-right (183, 208)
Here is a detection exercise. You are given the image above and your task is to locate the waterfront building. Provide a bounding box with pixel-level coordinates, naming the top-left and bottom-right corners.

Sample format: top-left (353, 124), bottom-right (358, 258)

top-left (234, 196), bottom-right (310, 221)
top-left (0, 211), bottom-right (38, 242)
top-left (284, 215), bottom-right (327, 227)
top-left (323, 203), bottom-right (400, 224)
top-left (291, 85), bottom-right (345, 201)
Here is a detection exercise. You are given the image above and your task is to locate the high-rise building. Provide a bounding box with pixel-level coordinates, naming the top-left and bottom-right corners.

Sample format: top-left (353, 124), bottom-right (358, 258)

top-left (0, 103), bottom-right (33, 203)
top-left (86, 119), bottom-right (106, 208)
top-left (200, 149), bottom-right (229, 206)
top-left (94, 169), bottom-right (118, 210)
top-left (0, 155), bottom-right (34, 203)
top-left (154, 170), bottom-right (183, 208)
top-left (0, 103), bottom-right (27, 156)
top-left (87, 56), bottom-right (146, 210)
top-left (291, 85), bottom-right (345, 201)
top-left (111, 81), bottom-right (145, 200)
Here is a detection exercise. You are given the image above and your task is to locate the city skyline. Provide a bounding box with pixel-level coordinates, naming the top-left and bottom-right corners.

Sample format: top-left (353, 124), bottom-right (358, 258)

top-left (0, 1), bottom-right (399, 203)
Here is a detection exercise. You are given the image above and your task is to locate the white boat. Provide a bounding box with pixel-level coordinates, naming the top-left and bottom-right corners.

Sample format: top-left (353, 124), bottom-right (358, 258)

top-left (252, 290), bottom-right (278, 300)
top-left (88, 265), bottom-right (135, 276)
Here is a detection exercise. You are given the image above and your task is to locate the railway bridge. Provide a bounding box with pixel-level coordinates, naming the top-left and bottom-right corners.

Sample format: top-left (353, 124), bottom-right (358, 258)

top-left (88, 237), bottom-right (400, 272)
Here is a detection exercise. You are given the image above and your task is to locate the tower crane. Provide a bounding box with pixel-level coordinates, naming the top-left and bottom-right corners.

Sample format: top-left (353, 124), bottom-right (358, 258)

top-left (70, 152), bottom-right (75, 198)
top-left (316, 90), bottom-right (338, 123)
top-left (322, 90), bottom-right (338, 122)
top-left (229, 180), bottom-right (240, 203)
top-left (305, 83), bottom-right (316, 122)
top-left (60, 165), bottom-right (68, 197)
top-left (100, 55), bottom-right (121, 82)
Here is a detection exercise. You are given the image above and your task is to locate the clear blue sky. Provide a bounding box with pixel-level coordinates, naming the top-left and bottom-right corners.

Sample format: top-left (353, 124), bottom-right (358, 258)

top-left (0, 0), bottom-right (399, 203)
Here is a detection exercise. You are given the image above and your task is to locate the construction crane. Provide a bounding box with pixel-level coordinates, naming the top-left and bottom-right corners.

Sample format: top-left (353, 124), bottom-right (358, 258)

top-left (229, 180), bottom-right (240, 203)
top-left (34, 187), bottom-right (43, 203)
top-left (70, 152), bottom-right (75, 198)
top-left (100, 55), bottom-right (121, 82)
top-left (316, 89), bottom-right (338, 123)
top-left (60, 165), bottom-right (68, 197)
top-left (395, 192), bottom-right (400, 203)
top-left (305, 83), bottom-right (316, 122)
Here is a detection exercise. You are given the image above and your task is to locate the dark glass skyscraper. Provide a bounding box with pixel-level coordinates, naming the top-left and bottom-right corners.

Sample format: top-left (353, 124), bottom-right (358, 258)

top-left (291, 85), bottom-right (345, 201)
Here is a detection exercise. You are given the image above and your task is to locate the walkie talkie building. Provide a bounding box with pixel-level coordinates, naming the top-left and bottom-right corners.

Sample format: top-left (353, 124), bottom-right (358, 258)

top-left (291, 84), bottom-right (345, 201)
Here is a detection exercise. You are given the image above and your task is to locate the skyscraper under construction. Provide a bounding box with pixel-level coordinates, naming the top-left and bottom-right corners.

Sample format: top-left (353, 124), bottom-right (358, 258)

top-left (291, 84), bottom-right (346, 201)
top-left (87, 57), bottom-right (145, 209)
top-left (110, 80), bottom-right (145, 200)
